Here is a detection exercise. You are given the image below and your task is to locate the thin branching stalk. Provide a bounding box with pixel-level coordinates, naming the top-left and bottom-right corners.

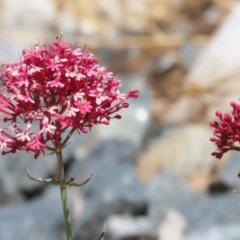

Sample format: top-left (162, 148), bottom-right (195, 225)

top-left (56, 150), bottom-right (72, 240)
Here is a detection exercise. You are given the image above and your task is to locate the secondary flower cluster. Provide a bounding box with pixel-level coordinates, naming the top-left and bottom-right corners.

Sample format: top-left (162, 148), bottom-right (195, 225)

top-left (210, 101), bottom-right (240, 159)
top-left (0, 39), bottom-right (138, 158)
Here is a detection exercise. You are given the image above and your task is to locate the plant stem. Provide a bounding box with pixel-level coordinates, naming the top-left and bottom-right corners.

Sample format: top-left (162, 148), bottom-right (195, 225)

top-left (56, 150), bottom-right (73, 240)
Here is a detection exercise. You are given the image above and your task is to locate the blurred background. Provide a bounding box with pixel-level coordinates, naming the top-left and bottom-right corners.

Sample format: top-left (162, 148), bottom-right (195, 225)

top-left (0, 0), bottom-right (240, 239)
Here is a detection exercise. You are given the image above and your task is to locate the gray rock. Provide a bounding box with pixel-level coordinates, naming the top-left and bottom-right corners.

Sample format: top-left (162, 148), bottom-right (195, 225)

top-left (137, 124), bottom-right (216, 181)
top-left (0, 187), bottom-right (64, 240)
top-left (148, 170), bottom-right (240, 239)
top-left (180, 42), bottom-right (203, 68)
top-left (70, 139), bottom-right (147, 240)
top-left (185, 224), bottom-right (240, 240)
top-left (106, 215), bottom-right (156, 240)
top-left (216, 152), bottom-right (240, 190)
top-left (148, 169), bottom-right (202, 219)
top-left (185, 1), bottom-right (240, 90)
top-left (186, 192), bottom-right (240, 231)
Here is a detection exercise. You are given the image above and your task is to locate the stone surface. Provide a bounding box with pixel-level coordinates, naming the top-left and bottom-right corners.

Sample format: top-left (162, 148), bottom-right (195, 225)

top-left (159, 95), bottom-right (203, 125)
top-left (137, 124), bottom-right (222, 182)
top-left (0, 187), bottom-right (64, 240)
top-left (106, 215), bottom-right (156, 240)
top-left (216, 152), bottom-right (240, 190)
top-left (184, 192), bottom-right (240, 232)
top-left (0, 0), bottom-right (55, 32)
top-left (185, 2), bottom-right (240, 91)
top-left (148, 170), bottom-right (240, 240)
top-left (185, 224), bottom-right (240, 240)
top-left (158, 209), bottom-right (187, 240)
top-left (69, 139), bottom-right (147, 240)
top-left (147, 169), bottom-right (201, 219)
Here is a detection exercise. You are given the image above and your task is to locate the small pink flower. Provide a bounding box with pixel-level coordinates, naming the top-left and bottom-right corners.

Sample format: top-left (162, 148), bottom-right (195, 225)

top-left (16, 124), bottom-right (32, 141)
top-left (0, 38), bottom-right (139, 158)
top-left (39, 117), bottom-right (56, 134)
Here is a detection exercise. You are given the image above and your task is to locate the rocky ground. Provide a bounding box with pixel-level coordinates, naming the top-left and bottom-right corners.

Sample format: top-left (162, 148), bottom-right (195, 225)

top-left (0, 0), bottom-right (240, 240)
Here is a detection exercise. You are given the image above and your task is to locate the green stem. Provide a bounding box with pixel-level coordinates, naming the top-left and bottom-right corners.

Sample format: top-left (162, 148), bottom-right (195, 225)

top-left (56, 150), bottom-right (73, 240)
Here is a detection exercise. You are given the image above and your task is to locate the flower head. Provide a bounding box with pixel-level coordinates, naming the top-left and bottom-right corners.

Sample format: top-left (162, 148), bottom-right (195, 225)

top-left (0, 38), bottom-right (139, 158)
top-left (210, 101), bottom-right (240, 159)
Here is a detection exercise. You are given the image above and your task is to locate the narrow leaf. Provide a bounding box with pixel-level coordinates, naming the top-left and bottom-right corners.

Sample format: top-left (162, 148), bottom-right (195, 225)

top-left (97, 223), bottom-right (106, 240)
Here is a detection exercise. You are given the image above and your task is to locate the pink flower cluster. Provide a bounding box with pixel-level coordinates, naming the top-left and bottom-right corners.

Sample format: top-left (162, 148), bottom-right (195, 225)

top-left (210, 101), bottom-right (240, 159)
top-left (0, 39), bottom-right (138, 158)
